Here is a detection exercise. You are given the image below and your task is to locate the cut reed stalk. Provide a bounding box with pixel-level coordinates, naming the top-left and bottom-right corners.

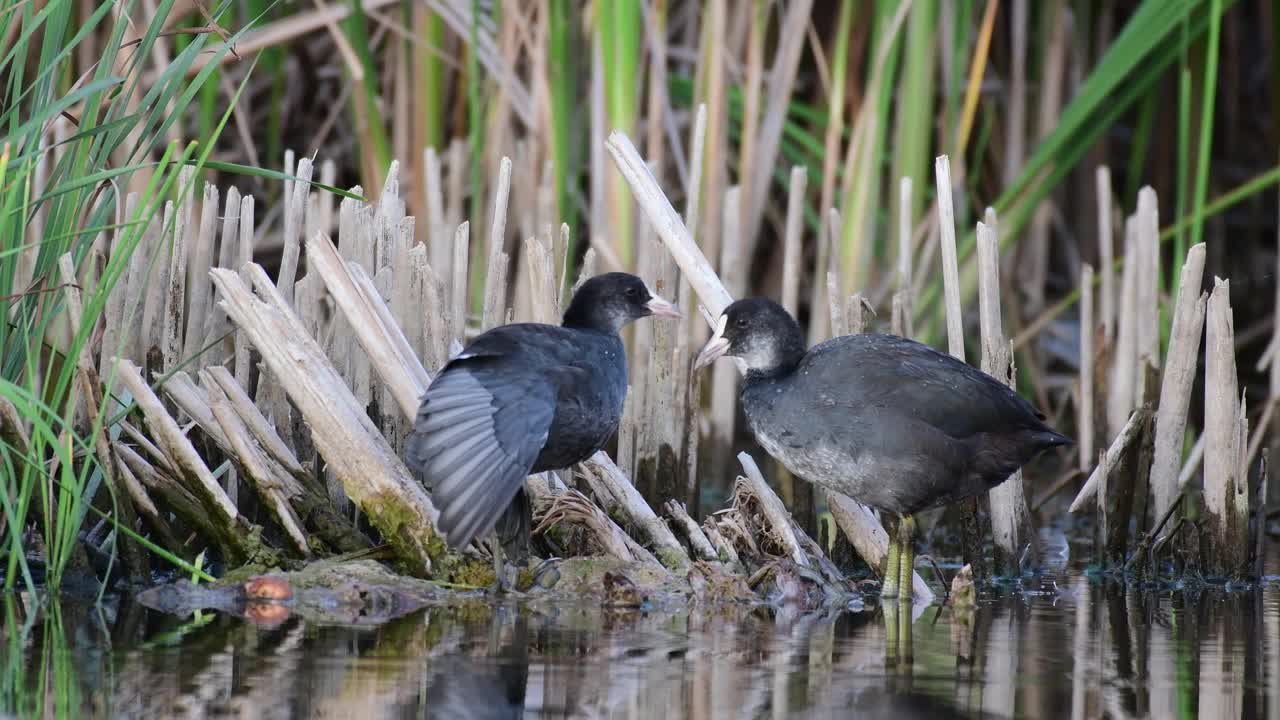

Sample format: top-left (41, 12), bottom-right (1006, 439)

top-left (1149, 244), bottom-right (1207, 523)
top-left (1108, 217), bottom-right (1140, 438)
top-left (210, 266), bottom-right (440, 575)
top-left (977, 220), bottom-right (1032, 573)
top-left (1096, 166), bottom-right (1116, 340)
top-left (780, 167), bottom-right (807, 317)
top-left (1079, 263), bottom-right (1095, 470)
top-left (1203, 277), bottom-right (1249, 580)
top-left (1069, 406), bottom-right (1150, 514)
top-left (894, 176), bottom-right (914, 338)
top-left (936, 156), bottom-right (965, 361)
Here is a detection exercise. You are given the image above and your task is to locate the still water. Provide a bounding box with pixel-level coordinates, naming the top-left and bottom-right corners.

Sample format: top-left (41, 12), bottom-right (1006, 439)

top-left (4, 566), bottom-right (1280, 719)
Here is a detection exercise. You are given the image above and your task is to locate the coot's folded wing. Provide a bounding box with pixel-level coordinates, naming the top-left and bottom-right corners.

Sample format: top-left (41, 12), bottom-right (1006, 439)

top-left (813, 334), bottom-right (1055, 440)
top-left (406, 356), bottom-right (555, 549)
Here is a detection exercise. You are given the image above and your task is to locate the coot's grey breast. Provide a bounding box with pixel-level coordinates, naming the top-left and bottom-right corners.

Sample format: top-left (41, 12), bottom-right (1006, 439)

top-left (743, 333), bottom-right (1068, 515)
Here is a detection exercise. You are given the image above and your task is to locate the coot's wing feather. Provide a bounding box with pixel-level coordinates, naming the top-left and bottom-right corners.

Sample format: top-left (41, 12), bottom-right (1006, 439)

top-left (406, 356), bottom-right (556, 549)
top-left (807, 334), bottom-right (1052, 439)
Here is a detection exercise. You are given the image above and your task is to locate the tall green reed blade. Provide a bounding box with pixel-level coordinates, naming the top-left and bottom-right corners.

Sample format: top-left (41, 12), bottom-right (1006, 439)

top-left (840, 0), bottom-right (906, 292)
top-left (344, 0), bottom-right (392, 189)
top-left (597, 0), bottom-right (641, 267)
top-left (890, 0), bottom-right (936, 264)
top-left (549, 0), bottom-right (579, 265)
top-left (413, 2), bottom-right (447, 153)
top-left (1187, 0), bottom-right (1222, 255)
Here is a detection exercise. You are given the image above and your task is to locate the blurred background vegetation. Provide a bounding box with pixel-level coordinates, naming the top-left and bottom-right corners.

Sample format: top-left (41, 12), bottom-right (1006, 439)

top-left (2, 0), bottom-right (1278, 589)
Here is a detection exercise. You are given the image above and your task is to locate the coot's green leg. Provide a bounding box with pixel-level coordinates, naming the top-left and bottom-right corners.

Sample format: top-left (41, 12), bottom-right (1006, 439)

top-left (489, 538), bottom-right (515, 594)
top-left (897, 514), bottom-right (915, 604)
top-left (882, 516), bottom-right (901, 600)
top-left (883, 597), bottom-right (900, 667)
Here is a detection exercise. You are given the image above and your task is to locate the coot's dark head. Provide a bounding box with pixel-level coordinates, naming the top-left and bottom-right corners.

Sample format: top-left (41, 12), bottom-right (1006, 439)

top-left (562, 272), bottom-right (680, 332)
top-left (693, 297), bottom-right (806, 376)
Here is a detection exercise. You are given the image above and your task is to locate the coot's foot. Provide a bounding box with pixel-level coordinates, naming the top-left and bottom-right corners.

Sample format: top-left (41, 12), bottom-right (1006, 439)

top-left (530, 557), bottom-right (562, 589)
top-left (488, 538), bottom-right (521, 594)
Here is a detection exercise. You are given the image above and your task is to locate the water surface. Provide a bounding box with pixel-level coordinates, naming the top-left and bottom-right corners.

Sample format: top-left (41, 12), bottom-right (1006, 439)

top-left (5, 564), bottom-right (1280, 719)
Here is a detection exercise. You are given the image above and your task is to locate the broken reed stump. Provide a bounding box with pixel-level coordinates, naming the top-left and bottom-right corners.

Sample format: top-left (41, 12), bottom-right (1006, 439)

top-left (1149, 244), bottom-right (1207, 524)
top-left (1203, 278), bottom-right (1250, 581)
top-left (976, 217), bottom-right (1032, 575)
top-left (935, 156), bottom-right (993, 579)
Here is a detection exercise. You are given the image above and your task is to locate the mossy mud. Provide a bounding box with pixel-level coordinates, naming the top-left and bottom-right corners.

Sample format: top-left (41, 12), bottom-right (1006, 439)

top-left (137, 550), bottom-right (865, 628)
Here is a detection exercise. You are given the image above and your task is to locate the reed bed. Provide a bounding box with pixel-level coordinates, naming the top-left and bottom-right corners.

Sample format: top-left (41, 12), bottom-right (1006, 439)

top-left (3, 122), bottom-right (1270, 597)
top-left (4, 0), bottom-right (1279, 596)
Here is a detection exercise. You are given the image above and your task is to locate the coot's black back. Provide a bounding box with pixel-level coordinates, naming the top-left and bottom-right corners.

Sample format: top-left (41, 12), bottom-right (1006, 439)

top-left (405, 272), bottom-right (676, 550)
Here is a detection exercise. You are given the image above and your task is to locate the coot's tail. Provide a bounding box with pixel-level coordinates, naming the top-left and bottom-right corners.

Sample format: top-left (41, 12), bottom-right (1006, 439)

top-left (1030, 427), bottom-right (1074, 450)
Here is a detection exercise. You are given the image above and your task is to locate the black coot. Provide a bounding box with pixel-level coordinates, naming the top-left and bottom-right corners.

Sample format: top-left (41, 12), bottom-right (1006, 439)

top-left (694, 297), bottom-right (1070, 599)
top-left (406, 272), bottom-right (680, 563)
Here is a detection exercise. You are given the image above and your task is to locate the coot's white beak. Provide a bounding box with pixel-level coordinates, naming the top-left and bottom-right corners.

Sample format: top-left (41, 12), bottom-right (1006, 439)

top-left (645, 292), bottom-right (681, 318)
top-left (693, 314), bottom-right (730, 371)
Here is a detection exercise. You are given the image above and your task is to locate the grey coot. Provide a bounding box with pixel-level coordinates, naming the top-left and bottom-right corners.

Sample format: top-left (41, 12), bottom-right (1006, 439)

top-left (693, 297), bottom-right (1070, 599)
top-left (406, 272), bottom-right (680, 563)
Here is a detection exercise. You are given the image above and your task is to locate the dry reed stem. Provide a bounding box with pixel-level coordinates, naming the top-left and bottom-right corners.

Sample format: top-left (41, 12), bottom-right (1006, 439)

top-left (203, 378), bottom-right (310, 556)
top-left (1109, 217), bottom-right (1140, 438)
top-left (1019, 0), bottom-right (1068, 315)
top-left (100, 196), bottom-right (133, 379)
top-left (120, 421), bottom-right (178, 479)
top-left (1079, 263), bottom-right (1095, 469)
top-left (204, 366), bottom-right (306, 477)
top-left (482, 157), bottom-right (513, 330)
top-left (894, 176), bottom-right (914, 338)
top-left (121, 194), bottom-right (148, 367)
top-left (424, 147), bottom-right (449, 281)
top-left (583, 451), bottom-right (687, 562)
top-left (737, 453), bottom-right (808, 568)
top-left (846, 293), bottom-right (873, 335)
top-left (161, 372), bottom-right (224, 445)
top-left (702, 521), bottom-right (741, 565)
top-left (740, 0), bottom-right (814, 247)
top-left (780, 166), bottom-right (807, 317)
top-left (1136, 188), bottom-right (1161, 367)
top-left (161, 196), bottom-right (187, 372)
top-left (184, 183), bottom-right (219, 363)
top-left (605, 131), bottom-right (732, 315)
top-left (1150, 244), bottom-right (1207, 522)
top-left (114, 358), bottom-right (255, 562)
top-left (664, 499), bottom-right (718, 561)
top-left (211, 266), bottom-right (440, 575)
top-left (935, 156), bottom-right (965, 361)
top-left (523, 233), bottom-right (558, 325)
top-left (307, 232), bottom-right (428, 420)
top-left (1096, 166), bottom-right (1116, 340)
top-left (233, 194), bottom-right (256, 382)
top-left (710, 187), bottom-right (743, 467)
top-left (205, 186), bottom-right (241, 365)
top-left (1204, 277), bottom-right (1249, 578)
top-left (977, 220), bottom-right (1031, 571)
top-left (451, 221), bottom-right (471, 341)
top-left (826, 272), bottom-right (846, 337)
top-left (1069, 406), bottom-right (1150, 513)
